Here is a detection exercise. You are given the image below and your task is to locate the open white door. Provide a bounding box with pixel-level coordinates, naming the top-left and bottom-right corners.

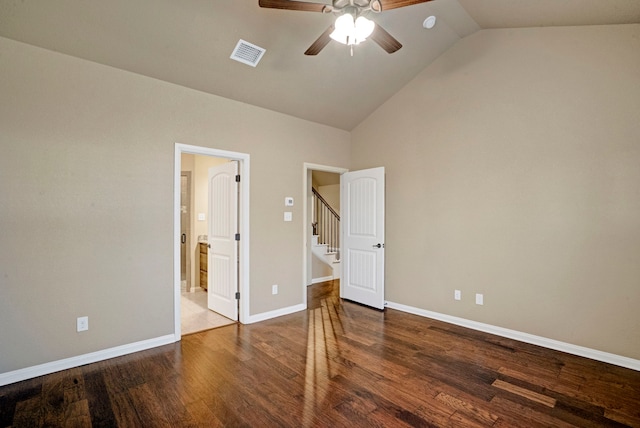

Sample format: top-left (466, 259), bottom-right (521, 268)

top-left (207, 161), bottom-right (239, 320)
top-left (340, 167), bottom-right (385, 309)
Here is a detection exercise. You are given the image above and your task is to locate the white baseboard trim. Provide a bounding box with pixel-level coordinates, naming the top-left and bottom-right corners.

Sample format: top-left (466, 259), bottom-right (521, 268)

top-left (311, 275), bottom-right (333, 284)
top-left (385, 301), bottom-right (640, 372)
top-left (246, 303), bottom-right (306, 324)
top-left (0, 334), bottom-right (177, 387)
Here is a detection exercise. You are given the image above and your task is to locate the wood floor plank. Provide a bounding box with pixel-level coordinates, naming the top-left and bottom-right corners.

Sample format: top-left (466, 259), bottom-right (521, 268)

top-left (127, 383), bottom-right (174, 428)
top-left (490, 395), bottom-right (576, 428)
top-left (435, 391), bottom-right (499, 425)
top-left (1, 280), bottom-right (639, 427)
top-left (81, 368), bottom-right (118, 428)
top-left (0, 378), bottom-right (42, 427)
top-left (11, 395), bottom-right (43, 428)
top-left (184, 399), bottom-right (224, 427)
top-left (62, 399), bottom-right (92, 428)
top-left (492, 378), bottom-right (557, 408)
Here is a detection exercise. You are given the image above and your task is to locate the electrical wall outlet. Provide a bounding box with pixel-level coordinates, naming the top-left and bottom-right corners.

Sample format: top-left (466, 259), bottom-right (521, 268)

top-left (454, 290), bottom-right (461, 301)
top-left (77, 316), bottom-right (89, 332)
top-left (272, 284), bottom-right (278, 295)
top-left (475, 293), bottom-right (484, 305)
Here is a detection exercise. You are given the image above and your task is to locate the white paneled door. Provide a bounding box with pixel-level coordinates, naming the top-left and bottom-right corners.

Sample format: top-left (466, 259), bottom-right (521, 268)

top-left (340, 167), bottom-right (385, 309)
top-left (207, 161), bottom-right (239, 320)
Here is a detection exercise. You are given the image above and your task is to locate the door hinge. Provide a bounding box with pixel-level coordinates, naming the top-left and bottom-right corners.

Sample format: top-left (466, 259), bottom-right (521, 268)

top-left (235, 292), bottom-right (240, 300)
top-left (235, 233), bottom-right (240, 241)
top-left (235, 174), bottom-right (241, 182)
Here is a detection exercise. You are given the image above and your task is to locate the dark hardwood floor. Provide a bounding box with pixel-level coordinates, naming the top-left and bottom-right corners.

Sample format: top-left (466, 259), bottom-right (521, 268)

top-left (2, 280), bottom-right (639, 427)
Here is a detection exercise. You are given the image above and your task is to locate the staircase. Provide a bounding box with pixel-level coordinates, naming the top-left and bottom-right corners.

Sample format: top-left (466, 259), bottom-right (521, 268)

top-left (311, 188), bottom-right (340, 283)
top-left (311, 235), bottom-right (340, 282)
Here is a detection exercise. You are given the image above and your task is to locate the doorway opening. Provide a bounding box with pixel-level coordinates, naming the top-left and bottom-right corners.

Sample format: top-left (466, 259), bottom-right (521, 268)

top-left (174, 144), bottom-right (251, 339)
top-left (303, 163), bottom-right (348, 306)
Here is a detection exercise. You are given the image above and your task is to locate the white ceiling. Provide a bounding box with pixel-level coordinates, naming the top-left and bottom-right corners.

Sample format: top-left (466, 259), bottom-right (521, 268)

top-left (1, 0), bottom-right (639, 130)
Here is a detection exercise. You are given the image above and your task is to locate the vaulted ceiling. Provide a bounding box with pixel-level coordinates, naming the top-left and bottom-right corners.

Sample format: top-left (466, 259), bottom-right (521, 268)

top-left (1, 0), bottom-right (639, 130)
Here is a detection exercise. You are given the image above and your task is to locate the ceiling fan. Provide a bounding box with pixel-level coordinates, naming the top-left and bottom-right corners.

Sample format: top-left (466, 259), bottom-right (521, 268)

top-left (258, 0), bottom-right (434, 55)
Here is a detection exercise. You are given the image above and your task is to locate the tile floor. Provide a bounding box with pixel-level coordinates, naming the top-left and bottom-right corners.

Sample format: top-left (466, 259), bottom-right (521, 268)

top-left (181, 286), bottom-right (235, 335)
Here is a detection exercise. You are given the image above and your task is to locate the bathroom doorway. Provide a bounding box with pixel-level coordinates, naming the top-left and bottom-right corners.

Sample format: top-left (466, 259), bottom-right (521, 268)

top-left (180, 154), bottom-right (235, 335)
top-left (174, 144), bottom-right (251, 338)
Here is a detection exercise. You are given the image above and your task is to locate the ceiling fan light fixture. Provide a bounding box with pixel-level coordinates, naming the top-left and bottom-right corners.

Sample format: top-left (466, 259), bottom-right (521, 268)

top-left (355, 16), bottom-right (375, 40)
top-left (330, 13), bottom-right (375, 46)
top-left (330, 13), bottom-right (354, 44)
top-left (333, 12), bottom-right (354, 35)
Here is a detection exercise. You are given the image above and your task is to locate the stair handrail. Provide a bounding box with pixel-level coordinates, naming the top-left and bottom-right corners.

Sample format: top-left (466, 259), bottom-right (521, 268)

top-left (312, 188), bottom-right (340, 221)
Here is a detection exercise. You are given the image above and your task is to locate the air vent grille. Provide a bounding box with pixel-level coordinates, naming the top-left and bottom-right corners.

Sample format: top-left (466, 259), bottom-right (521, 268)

top-left (230, 39), bottom-right (266, 67)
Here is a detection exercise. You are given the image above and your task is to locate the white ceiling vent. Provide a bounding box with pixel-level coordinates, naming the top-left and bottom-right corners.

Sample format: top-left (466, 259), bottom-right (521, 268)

top-left (230, 39), bottom-right (266, 67)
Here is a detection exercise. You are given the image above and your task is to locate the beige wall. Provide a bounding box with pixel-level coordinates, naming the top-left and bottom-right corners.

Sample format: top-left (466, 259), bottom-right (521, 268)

top-left (0, 36), bottom-right (350, 374)
top-left (352, 25), bottom-right (640, 360)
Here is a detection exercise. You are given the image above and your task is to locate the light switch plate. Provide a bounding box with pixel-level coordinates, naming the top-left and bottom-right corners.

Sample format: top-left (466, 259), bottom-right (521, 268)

top-left (198, 213), bottom-right (206, 221)
top-left (284, 212), bottom-right (293, 222)
top-left (285, 197), bottom-right (294, 206)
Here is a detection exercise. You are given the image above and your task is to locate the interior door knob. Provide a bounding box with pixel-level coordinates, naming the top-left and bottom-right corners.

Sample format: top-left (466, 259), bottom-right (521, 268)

top-left (373, 243), bottom-right (382, 248)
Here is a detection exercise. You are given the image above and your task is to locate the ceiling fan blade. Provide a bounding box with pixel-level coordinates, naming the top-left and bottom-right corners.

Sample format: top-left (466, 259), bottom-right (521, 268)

top-left (369, 25), bottom-right (402, 53)
top-left (259, 0), bottom-right (328, 12)
top-left (379, 0), bottom-right (433, 11)
top-left (304, 25), bottom-right (335, 55)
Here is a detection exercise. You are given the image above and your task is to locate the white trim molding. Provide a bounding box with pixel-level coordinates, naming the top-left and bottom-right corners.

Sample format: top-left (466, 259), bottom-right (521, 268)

top-left (385, 301), bottom-right (640, 372)
top-left (245, 303), bottom-right (306, 324)
top-left (0, 334), bottom-right (176, 387)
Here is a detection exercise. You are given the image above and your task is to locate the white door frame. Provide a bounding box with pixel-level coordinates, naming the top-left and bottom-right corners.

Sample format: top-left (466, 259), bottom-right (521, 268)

top-left (174, 143), bottom-right (251, 339)
top-left (302, 163), bottom-right (348, 306)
